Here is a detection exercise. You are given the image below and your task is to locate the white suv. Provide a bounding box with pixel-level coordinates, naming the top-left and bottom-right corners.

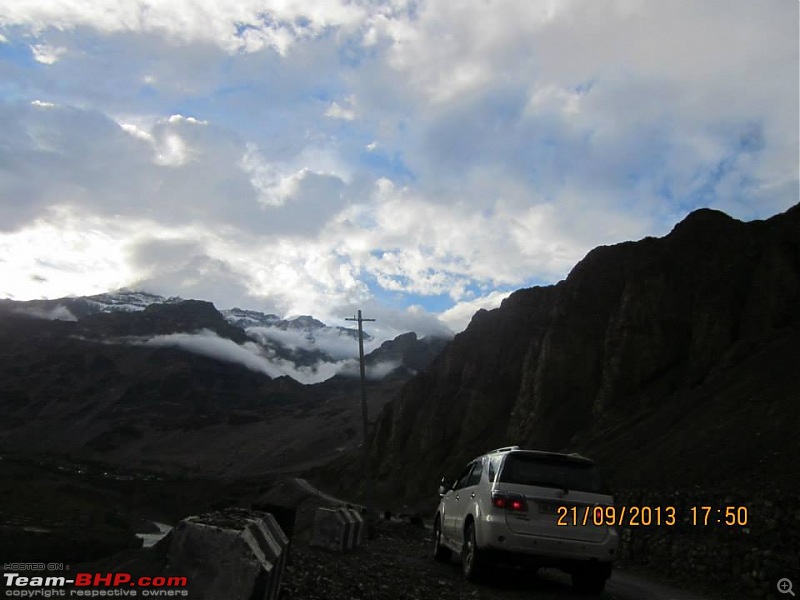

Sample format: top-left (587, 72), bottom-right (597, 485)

top-left (433, 446), bottom-right (619, 594)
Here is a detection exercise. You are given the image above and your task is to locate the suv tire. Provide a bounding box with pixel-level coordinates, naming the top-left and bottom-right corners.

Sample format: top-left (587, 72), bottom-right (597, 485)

top-left (462, 521), bottom-right (487, 582)
top-left (433, 517), bottom-right (452, 563)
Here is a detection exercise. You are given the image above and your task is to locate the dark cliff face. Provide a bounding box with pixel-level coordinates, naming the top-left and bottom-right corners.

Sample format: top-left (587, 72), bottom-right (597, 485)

top-left (371, 204), bottom-right (800, 501)
top-left (366, 332), bottom-right (451, 375)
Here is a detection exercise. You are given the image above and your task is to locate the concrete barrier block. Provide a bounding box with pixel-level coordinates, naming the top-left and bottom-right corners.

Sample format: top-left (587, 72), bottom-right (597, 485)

top-left (310, 507), bottom-right (351, 552)
top-left (338, 508), bottom-right (358, 550)
top-left (344, 508), bottom-right (365, 548)
top-left (164, 508), bottom-right (288, 600)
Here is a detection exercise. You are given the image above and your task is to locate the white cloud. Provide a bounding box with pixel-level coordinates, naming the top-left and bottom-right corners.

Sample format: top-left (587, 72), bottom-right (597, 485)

top-left (30, 43), bottom-right (67, 64)
top-left (324, 99), bottom-right (356, 121)
top-left (338, 359), bottom-right (402, 380)
top-left (239, 143), bottom-right (349, 210)
top-left (135, 329), bottom-right (398, 384)
top-left (140, 330), bottom-right (285, 378)
top-left (119, 122), bottom-right (154, 142)
top-left (13, 305), bottom-right (77, 321)
top-left (438, 290), bottom-right (513, 333)
top-left (0, 211), bottom-right (136, 300)
top-left (325, 181), bottom-right (583, 297)
top-left (0, 0), bottom-right (796, 341)
top-left (330, 302), bottom-right (453, 340)
top-left (168, 114), bottom-right (208, 126)
top-left (525, 84), bottom-right (583, 117)
top-left (154, 133), bottom-right (190, 167)
top-left (116, 115), bottom-right (206, 166)
top-left (245, 325), bottom-right (377, 361)
top-left (1, 0), bottom-right (369, 55)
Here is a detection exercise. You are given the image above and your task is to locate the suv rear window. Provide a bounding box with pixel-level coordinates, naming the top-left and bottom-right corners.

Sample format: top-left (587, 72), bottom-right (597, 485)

top-left (498, 453), bottom-right (609, 494)
top-left (466, 460), bottom-right (483, 487)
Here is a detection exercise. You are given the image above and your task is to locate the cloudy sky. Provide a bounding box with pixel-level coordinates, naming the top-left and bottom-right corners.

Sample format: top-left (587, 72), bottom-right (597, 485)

top-left (0, 0), bottom-right (797, 335)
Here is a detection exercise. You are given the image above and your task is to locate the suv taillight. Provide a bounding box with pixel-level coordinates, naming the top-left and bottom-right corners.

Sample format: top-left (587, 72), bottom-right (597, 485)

top-left (491, 492), bottom-right (528, 512)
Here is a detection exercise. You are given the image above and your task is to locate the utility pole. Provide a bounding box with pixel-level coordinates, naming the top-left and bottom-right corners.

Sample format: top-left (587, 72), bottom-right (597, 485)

top-left (346, 309), bottom-right (376, 532)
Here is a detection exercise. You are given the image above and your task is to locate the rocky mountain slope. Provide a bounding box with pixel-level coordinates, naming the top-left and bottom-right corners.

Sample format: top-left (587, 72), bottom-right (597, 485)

top-left (1, 290), bottom-right (382, 372)
top-left (0, 297), bottom-right (447, 476)
top-left (366, 204), bottom-right (800, 502)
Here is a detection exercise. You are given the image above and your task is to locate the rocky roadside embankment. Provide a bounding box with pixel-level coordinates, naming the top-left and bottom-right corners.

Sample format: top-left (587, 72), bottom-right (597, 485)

top-left (281, 518), bottom-right (710, 600)
top-left (283, 519), bottom-right (580, 600)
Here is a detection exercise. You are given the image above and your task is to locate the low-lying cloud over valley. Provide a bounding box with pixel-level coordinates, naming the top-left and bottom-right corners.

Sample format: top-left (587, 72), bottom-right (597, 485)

top-left (135, 330), bottom-right (401, 384)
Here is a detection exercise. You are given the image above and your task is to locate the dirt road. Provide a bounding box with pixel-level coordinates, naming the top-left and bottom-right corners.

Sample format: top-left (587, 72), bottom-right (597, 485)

top-left (282, 518), bottom-right (712, 600)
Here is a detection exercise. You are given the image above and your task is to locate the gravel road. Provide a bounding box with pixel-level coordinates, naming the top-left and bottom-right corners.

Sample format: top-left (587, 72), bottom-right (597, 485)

top-left (281, 519), bottom-right (711, 600)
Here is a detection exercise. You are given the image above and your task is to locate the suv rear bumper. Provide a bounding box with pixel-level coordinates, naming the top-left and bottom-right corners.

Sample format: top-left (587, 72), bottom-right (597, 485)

top-left (478, 515), bottom-right (618, 565)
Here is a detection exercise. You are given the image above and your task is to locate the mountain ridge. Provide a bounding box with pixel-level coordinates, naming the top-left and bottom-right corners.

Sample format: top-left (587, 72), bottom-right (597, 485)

top-left (362, 204), bottom-right (800, 503)
top-left (0, 292), bottom-right (451, 475)
top-left (0, 291), bottom-right (451, 382)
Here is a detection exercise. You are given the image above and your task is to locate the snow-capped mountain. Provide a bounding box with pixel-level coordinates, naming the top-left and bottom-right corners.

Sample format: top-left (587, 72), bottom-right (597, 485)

top-left (77, 290), bottom-right (182, 313)
top-left (2, 290), bottom-right (183, 320)
top-left (222, 308), bottom-right (373, 371)
top-left (0, 289), bottom-right (453, 481)
top-left (221, 307), bottom-right (282, 329)
top-left (221, 308), bottom-right (368, 345)
top-left (9, 290), bottom-right (372, 355)
top-left (0, 290), bottom-right (395, 382)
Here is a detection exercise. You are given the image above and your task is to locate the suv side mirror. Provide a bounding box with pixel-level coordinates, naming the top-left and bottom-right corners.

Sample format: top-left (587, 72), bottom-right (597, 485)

top-left (438, 477), bottom-right (450, 497)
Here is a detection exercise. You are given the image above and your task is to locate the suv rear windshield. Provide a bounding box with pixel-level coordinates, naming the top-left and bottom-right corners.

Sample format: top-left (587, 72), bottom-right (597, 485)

top-left (498, 453), bottom-right (609, 494)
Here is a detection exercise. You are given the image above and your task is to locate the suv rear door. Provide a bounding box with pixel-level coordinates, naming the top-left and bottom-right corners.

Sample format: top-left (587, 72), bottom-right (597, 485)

top-left (496, 452), bottom-right (612, 543)
top-left (442, 462), bottom-right (474, 541)
top-left (444, 459), bottom-right (483, 544)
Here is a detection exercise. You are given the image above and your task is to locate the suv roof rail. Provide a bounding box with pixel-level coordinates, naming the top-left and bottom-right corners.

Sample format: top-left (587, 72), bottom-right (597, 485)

top-left (567, 452), bottom-right (588, 460)
top-left (469, 445), bottom-right (519, 463)
top-left (487, 445), bottom-right (520, 454)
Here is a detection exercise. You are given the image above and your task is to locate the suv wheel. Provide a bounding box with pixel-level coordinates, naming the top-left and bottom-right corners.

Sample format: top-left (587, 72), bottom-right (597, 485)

top-left (571, 563), bottom-right (611, 594)
top-left (433, 517), bottom-right (452, 562)
top-left (462, 521), bottom-right (486, 582)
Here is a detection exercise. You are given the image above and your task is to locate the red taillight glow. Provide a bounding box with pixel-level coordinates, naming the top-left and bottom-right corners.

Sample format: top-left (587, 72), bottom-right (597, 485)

top-left (492, 493), bottom-right (527, 512)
